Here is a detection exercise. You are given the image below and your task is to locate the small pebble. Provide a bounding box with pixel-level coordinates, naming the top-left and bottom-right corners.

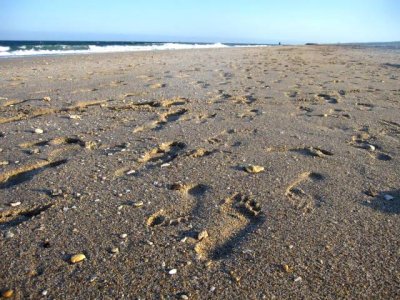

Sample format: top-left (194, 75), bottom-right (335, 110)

top-left (126, 170), bottom-right (136, 175)
top-left (384, 194), bottom-right (394, 201)
top-left (110, 247), bottom-right (119, 254)
top-left (283, 264), bottom-right (293, 273)
top-left (244, 165), bottom-right (265, 174)
top-left (1, 289), bottom-right (14, 298)
top-left (168, 269), bottom-right (177, 275)
top-left (180, 295), bottom-right (189, 300)
top-left (42, 290), bottom-right (48, 296)
top-left (198, 230), bottom-right (209, 241)
top-left (43, 96), bottom-right (51, 101)
top-left (209, 286), bottom-right (216, 292)
top-left (50, 189), bottom-right (63, 197)
top-left (294, 276), bottom-right (302, 282)
top-left (120, 233), bottom-right (128, 239)
top-left (132, 201), bottom-right (144, 207)
top-left (5, 231), bottom-right (14, 239)
top-left (161, 163), bottom-right (171, 168)
top-left (0, 161), bottom-right (9, 166)
top-left (29, 148), bottom-right (40, 154)
top-left (367, 144), bottom-right (376, 151)
top-left (70, 253), bottom-right (86, 264)
top-left (34, 128), bottom-right (44, 134)
top-left (10, 201), bottom-right (21, 207)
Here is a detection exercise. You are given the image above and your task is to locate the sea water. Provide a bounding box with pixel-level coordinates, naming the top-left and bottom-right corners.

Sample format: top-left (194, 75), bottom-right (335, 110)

top-left (0, 40), bottom-right (271, 57)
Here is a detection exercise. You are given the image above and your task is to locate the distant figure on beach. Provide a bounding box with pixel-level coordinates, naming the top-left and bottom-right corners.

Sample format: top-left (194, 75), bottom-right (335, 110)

top-left (279, 42), bottom-right (281, 45)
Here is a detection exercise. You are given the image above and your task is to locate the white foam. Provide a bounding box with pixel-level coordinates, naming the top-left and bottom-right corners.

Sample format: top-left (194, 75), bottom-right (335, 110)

top-left (87, 43), bottom-right (228, 53)
top-left (0, 43), bottom-right (273, 58)
top-left (0, 43), bottom-right (233, 57)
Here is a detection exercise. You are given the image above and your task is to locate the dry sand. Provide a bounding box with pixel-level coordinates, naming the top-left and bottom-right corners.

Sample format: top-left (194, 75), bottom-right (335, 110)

top-left (0, 46), bottom-right (399, 299)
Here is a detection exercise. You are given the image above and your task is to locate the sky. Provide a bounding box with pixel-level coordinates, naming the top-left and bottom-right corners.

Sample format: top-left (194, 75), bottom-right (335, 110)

top-left (1, 0), bottom-right (399, 44)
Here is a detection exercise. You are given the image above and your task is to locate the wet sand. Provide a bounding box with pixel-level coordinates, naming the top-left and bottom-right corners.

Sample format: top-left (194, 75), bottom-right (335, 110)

top-left (0, 46), bottom-right (399, 299)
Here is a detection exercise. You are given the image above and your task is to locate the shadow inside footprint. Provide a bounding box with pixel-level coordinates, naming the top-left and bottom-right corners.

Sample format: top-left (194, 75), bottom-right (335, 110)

top-left (188, 184), bottom-right (209, 197)
top-left (309, 172), bottom-right (325, 181)
top-left (376, 153), bottom-right (392, 161)
top-left (211, 214), bottom-right (265, 260)
top-left (317, 93), bottom-right (338, 104)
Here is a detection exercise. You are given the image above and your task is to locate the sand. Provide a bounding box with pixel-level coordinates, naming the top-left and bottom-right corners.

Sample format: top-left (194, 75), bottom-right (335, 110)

top-left (0, 46), bottom-right (399, 299)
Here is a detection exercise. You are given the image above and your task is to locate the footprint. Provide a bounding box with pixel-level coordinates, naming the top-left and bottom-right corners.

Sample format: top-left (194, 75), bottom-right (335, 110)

top-left (19, 136), bottom-right (87, 149)
top-left (356, 102), bottom-right (374, 111)
top-left (285, 172), bottom-right (325, 213)
top-left (349, 133), bottom-right (392, 161)
top-left (315, 93), bottom-right (338, 104)
top-left (146, 210), bottom-right (191, 227)
top-left (0, 203), bottom-right (55, 230)
top-left (0, 108), bottom-right (56, 125)
top-left (107, 101), bottom-right (158, 112)
top-left (63, 99), bottom-right (109, 111)
top-left (266, 146), bottom-right (333, 158)
top-left (232, 94), bottom-right (257, 105)
top-left (186, 148), bottom-right (216, 158)
top-left (133, 108), bottom-right (188, 133)
top-left (154, 109), bottom-right (188, 130)
top-left (373, 153), bottom-right (392, 161)
top-left (298, 106), bottom-right (314, 113)
top-left (138, 141), bottom-right (187, 168)
top-left (0, 99), bottom-right (110, 125)
top-left (159, 97), bottom-right (188, 108)
top-left (194, 193), bottom-right (264, 260)
top-left (290, 147), bottom-right (333, 158)
top-left (148, 83), bottom-right (166, 89)
top-left (285, 91), bottom-right (298, 98)
top-left (146, 183), bottom-right (209, 228)
top-left (0, 159), bottom-right (68, 190)
top-left (379, 120), bottom-right (400, 139)
top-left (236, 109), bottom-right (262, 120)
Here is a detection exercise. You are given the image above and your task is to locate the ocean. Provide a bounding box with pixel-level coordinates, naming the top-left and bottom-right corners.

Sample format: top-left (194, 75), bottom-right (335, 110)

top-left (339, 41), bottom-right (400, 51)
top-left (0, 40), bottom-right (271, 57)
top-left (1, 40), bottom-right (398, 58)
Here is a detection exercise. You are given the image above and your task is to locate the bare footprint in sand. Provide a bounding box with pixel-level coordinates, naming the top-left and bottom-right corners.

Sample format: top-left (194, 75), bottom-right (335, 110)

top-left (194, 193), bottom-right (265, 260)
top-left (285, 172), bottom-right (325, 213)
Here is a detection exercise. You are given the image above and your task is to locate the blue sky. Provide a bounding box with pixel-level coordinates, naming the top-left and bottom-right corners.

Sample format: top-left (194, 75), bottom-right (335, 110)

top-left (1, 0), bottom-right (399, 43)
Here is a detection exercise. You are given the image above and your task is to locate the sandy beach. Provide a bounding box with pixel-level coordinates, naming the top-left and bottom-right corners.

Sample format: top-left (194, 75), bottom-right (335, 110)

top-left (0, 45), bottom-right (399, 299)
